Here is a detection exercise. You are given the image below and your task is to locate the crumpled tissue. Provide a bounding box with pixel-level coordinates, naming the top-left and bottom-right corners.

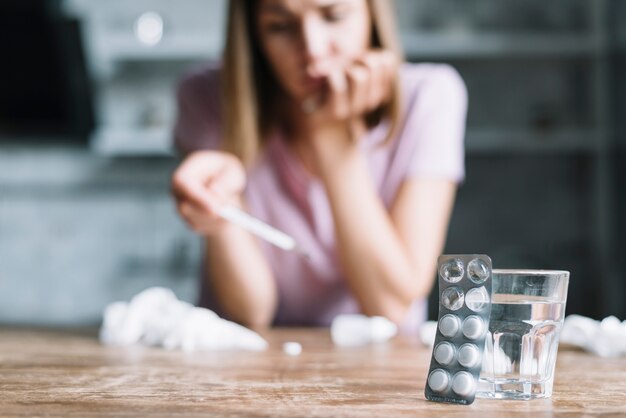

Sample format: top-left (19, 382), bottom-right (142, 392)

top-left (331, 314), bottom-right (398, 347)
top-left (99, 287), bottom-right (268, 352)
top-left (560, 314), bottom-right (626, 358)
top-left (419, 320), bottom-right (438, 347)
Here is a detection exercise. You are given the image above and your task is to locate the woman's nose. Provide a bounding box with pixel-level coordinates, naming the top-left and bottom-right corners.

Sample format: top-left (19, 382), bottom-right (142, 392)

top-left (301, 17), bottom-right (331, 73)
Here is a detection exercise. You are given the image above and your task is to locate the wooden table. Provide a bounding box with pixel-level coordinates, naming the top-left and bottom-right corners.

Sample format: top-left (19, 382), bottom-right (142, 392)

top-left (1, 327), bottom-right (625, 417)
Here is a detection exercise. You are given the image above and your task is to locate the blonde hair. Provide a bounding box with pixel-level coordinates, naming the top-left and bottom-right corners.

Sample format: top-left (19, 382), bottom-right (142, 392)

top-left (222, 0), bottom-right (404, 167)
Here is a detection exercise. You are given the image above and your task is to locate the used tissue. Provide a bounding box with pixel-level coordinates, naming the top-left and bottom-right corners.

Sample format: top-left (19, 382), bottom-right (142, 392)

top-left (419, 320), bottom-right (438, 347)
top-left (331, 314), bottom-right (398, 347)
top-left (100, 287), bottom-right (268, 352)
top-left (560, 314), bottom-right (626, 358)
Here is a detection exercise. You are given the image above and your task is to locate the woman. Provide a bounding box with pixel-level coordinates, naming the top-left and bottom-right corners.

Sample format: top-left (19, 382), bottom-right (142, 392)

top-left (171, 0), bottom-right (467, 333)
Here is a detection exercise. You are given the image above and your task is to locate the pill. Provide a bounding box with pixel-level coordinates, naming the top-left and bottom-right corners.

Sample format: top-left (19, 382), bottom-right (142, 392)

top-left (282, 342), bottom-right (302, 356)
top-left (457, 343), bottom-right (481, 368)
top-left (428, 369), bottom-right (450, 393)
top-left (439, 314), bottom-right (461, 338)
top-left (426, 255), bottom-right (492, 405)
top-left (452, 371), bottom-right (475, 396)
top-left (434, 342), bottom-right (456, 366)
top-left (462, 316), bottom-right (484, 340)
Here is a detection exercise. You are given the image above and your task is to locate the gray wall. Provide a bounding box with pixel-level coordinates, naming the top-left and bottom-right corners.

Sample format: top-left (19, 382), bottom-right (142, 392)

top-left (608, 0), bottom-right (626, 320)
top-left (0, 0), bottom-right (623, 325)
top-left (0, 147), bottom-right (201, 325)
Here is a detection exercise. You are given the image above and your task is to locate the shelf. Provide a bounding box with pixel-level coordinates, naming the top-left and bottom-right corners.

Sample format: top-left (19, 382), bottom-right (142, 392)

top-left (401, 32), bottom-right (600, 59)
top-left (465, 128), bottom-right (600, 154)
top-left (98, 32), bottom-right (601, 62)
top-left (90, 126), bottom-right (601, 157)
top-left (91, 127), bottom-right (175, 156)
top-left (100, 33), bottom-right (221, 62)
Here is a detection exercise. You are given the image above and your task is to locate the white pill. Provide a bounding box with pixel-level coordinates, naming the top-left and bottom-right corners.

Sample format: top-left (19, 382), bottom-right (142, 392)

top-left (282, 342), bottom-right (302, 356)
top-left (457, 343), bottom-right (481, 368)
top-left (428, 369), bottom-right (450, 393)
top-left (452, 371), bottom-right (475, 396)
top-left (439, 314), bottom-right (460, 338)
top-left (434, 342), bottom-right (456, 366)
top-left (462, 316), bottom-right (484, 340)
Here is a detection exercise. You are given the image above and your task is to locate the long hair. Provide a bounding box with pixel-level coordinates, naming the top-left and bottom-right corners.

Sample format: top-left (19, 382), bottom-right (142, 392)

top-left (222, 0), bottom-right (404, 167)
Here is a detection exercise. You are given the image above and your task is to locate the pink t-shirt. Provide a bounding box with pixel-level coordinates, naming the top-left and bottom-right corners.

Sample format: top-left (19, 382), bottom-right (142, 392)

top-left (174, 62), bottom-right (467, 334)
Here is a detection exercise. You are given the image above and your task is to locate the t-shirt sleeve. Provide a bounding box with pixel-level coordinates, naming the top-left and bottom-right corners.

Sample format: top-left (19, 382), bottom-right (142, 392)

top-left (404, 64), bottom-right (468, 182)
top-left (173, 66), bottom-right (223, 155)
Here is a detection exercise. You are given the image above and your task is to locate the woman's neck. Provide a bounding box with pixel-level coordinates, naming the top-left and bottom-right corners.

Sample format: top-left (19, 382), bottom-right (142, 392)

top-left (279, 98), bottom-right (321, 177)
top-left (278, 95), bottom-right (368, 179)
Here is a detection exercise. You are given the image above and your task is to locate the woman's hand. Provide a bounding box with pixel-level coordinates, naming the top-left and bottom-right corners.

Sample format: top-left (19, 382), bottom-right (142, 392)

top-left (302, 49), bottom-right (397, 144)
top-left (171, 150), bottom-right (246, 236)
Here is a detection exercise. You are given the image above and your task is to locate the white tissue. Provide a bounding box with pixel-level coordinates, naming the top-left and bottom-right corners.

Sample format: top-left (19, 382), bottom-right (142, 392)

top-left (419, 320), bottom-right (438, 347)
top-left (330, 314), bottom-right (397, 347)
top-left (99, 287), bottom-right (268, 352)
top-left (560, 314), bottom-right (626, 358)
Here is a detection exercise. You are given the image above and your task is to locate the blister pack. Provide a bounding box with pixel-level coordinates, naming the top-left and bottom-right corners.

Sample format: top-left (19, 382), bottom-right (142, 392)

top-left (424, 254), bottom-right (493, 405)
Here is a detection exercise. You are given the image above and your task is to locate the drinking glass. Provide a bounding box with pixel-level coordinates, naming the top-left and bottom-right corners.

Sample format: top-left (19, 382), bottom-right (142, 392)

top-left (477, 269), bottom-right (570, 400)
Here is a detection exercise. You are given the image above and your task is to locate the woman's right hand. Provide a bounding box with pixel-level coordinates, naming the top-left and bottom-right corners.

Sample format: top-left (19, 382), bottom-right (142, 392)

top-left (300, 50), bottom-right (398, 170)
top-left (171, 150), bottom-right (246, 236)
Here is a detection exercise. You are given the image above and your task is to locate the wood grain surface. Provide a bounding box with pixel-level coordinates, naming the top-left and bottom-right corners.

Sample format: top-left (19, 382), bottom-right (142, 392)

top-left (0, 327), bottom-right (625, 417)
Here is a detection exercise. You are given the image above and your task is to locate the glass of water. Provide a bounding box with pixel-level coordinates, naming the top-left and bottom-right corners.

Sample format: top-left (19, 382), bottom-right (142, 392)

top-left (477, 269), bottom-right (570, 400)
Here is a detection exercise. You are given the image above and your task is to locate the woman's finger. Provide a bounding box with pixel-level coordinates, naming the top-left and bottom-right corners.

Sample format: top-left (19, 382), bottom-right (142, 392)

top-left (176, 188), bottom-right (221, 218)
top-left (171, 173), bottom-right (215, 213)
top-left (171, 151), bottom-right (245, 213)
top-left (209, 157), bottom-right (246, 197)
top-left (358, 50), bottom-right (396, 112)
top-left (178, 201), bottom-right (225, 235)
top-left (346, 62), bottom-right (370, 117)
top-left (379, 49), bottom-right (397, 102)
top-left (171, 154), bottom-right (217, 211)
top-left (325, 66), bottom-right (350, 120)
top-left (358, 53), bottom-right (383, 112)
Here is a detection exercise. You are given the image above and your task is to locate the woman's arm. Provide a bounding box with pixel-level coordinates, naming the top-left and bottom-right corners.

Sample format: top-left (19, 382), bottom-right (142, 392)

top-left (172, 151), bottom-right (277, 327)
top-left (303, 55), bottom-right (465, 324)
top-left (203, 218), bottom-right (277, 327)
top-left (316, 143), bottom-right (457, 324)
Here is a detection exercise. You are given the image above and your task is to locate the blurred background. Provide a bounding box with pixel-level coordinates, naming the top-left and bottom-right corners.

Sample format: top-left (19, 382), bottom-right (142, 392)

top-left (0, 0), bottom-right (624, 326)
